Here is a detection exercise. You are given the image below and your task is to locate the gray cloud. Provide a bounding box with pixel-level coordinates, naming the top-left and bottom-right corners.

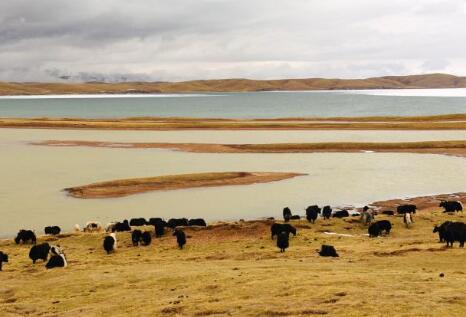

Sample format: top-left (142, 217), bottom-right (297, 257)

top-left (0, 0), bottom-right (465, 82)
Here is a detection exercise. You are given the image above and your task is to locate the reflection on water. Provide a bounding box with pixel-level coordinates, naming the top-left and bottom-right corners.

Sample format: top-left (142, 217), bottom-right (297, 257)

top-left (0, 136), bottom-right (465, 236)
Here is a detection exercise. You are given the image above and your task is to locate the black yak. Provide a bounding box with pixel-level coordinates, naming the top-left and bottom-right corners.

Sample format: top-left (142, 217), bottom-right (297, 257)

top-left (29, 243), bottom-right (51, 264)
top-left (306, 205), bottom-right (320, 223)
top-left (375, 220), bottom-right (392, 234)
top-left (14, 230), bottom-right (36, 244)
top-left (188, 218), bottom-right (207, 226)
top-left (433, 221), bottom-right (453, 243)
top-left (130, 218), bottom-right (147, 226)
top-left (318, 245), bottom-right (339, 257)
top-left (277, 232), bottom-right (289, 252)
top-left (397, 204), bottom-right (416, 214)
top-left (131, 230), bottom-right (142, 246)
top-left (333, 210), bottom-right (350, 218)
top-left (141, 231), bottom-right (152, 246)
top-left (44, 226), bottom-right (61, 235)
top-left (381, 210), bottom-right (395, 216)
top-left (368, 222), bottom-right (381, 237)
top-left (322, 206), bottom-right (332, 220)
top-left (103, 233), bottom-right (117, 254)
top-left (439, 200), bottom-right (463, 213)
top-left (0, 251), bottom-right (8, 271)
top-left (271, 223), bottom-right (297, 239)
top-left (283, 207), bottom-right (292, 222)
top-left (167, 218), bottom-right (189, 228)
top-left (173, 229), bottom-right (186, 249)
top-left (113, 220), bottom-right (131, 232)
top-left (46, 253), bottom-right (67, 269)
top-left (443, 222), bottom-right (466, 247)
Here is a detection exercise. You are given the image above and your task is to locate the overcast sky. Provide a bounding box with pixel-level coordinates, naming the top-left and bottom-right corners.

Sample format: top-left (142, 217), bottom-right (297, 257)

top-left (1, 0), bottom-right (466, 82)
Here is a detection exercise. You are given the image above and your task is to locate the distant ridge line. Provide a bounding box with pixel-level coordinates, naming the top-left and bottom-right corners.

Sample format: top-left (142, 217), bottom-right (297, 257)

top-left (1, 73), bottom-right (466, 95)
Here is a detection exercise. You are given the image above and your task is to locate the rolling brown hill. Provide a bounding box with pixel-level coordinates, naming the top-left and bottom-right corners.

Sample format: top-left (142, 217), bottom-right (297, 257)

top-left (1, 73), bottom-right (466, 95)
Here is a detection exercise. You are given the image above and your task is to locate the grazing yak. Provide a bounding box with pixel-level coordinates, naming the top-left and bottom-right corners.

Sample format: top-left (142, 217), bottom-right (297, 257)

top-left (188, 218), bottom-right (207, 226)
top-left (271, 223), bottom-right (297, 239)
top-left (141, 231), bottom-right (152, 246)
top-left (44, 226), bottom-right (61, 235)
top-left (277, 232), bottom-right (289, 252)
top-left (149, 218), bottom-right (167, 227)
top-left (368, 220), bottom-right (391, 237)
top-left (322, 206), bottom-right (332, 220)
top-left (0, 251), bottom-right (8, 271)
top-left (84, 221), bottom-right (103, 233)
top-left (404, 213), bottom-right (413, 228)
top-left (290, 215), bottom-right (301, 220)
top-left (167, 218), bottom-right (189, 228)
top-left (29, 243), bottom-right (51, 264)
top-left (173, 229), bottom-right (186, 249)
top-left (333, 210), bottom-right (350, 218)
top-left (131, 230), bottom-right (142, 246)
top-left (443, 222), bottom-right (466, 248)
top-left (14, 230), bottom-right (36, 245)
top-left (439, 200), bottom-right (463, 213)
top-left (283, 207), bottom-right (292, 222)
top-left (433, 221), bottom-right (453, 243)
top-left (397, 204), bottom-right (416, 215)
top-left (155, 224), bottom-right (165, 238)
top-left (306, 205), bottom-right (321, 223)
top-left (46, 247), bottom-right (67, 269)
top-left (113, 220), bottom-right (131, 232)
top-left (318, 245), bottom-right (339, 257)
top-left (129, 218), bottom-right (147, 226)
top-left (103, 233), bottom-right (117, 254)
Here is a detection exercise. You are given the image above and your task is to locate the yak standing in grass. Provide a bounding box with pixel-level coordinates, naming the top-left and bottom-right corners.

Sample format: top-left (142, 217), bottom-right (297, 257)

top-left (322, 206), bottom-right (332, 220)
top-left (271, 223), bottom-right (297, 239)
top-left (44, 226), bottom-right (61, 235)
top-left (318, 245), bottom-right (339, 257)
top-left (141, 231), bottom-right (152, 246)
top-left (397, 204), bottom-right (416, 215)
top-left (306, 205), bottom-right (320, 224)
top-left (29, 243), bottom-right (51, 264)
top-left (0, 252), bottom-right (8, 271)
top-left (103, 233), bottom-right (117, 254)
top-left (433, 221), bottom-right (453, 243)
top-left (443, 222), bottom-right (466, 247)
top-left (14, 230), bottom-right (36, 245)
top-left (277, 232), bottom-right (289, 252)
top-left (46, 246), bottom-right (67, 269)
top-left (283, 207), bottom-right (292, 222)
top-left (173, 229), bottom-right (186, 249)
top-left (131, 230), bottom-right (142, 246)
top-left (439, 200), bottom-right (463, 213)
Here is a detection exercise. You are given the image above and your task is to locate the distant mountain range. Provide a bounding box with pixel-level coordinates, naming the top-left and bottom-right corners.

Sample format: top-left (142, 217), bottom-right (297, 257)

top-left (1, 73), bottom-right (466, 95)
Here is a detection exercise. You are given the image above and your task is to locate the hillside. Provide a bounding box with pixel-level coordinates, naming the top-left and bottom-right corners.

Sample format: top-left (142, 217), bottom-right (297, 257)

top-left (1, 73), bottom-right (466, 95)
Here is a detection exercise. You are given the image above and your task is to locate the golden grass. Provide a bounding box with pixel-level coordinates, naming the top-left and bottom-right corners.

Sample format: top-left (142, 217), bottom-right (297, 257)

top-left (0, 193), bottom-right (465, 316)
top-left (1, 73), bottom-right (466, 95)
top-left (64, 172), bottom-right (305, 199)
top-left (3, 115), bottom-right (466, 130)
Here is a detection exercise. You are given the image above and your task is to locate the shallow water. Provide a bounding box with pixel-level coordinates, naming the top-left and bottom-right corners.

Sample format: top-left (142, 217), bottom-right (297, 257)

top-left (1, 129), bottom-right (465, 237)
top-left (1, 89), bottom-right (466, 118)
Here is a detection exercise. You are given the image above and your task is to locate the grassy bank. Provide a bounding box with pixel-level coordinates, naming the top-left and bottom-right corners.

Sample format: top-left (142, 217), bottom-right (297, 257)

top-left (64, 172), bottom-right (305, 199)
top-left (0, 195), bottom-right (465, 316)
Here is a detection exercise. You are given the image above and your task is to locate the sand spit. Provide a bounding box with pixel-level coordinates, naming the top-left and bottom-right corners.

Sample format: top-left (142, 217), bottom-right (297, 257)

top-left (3, 114), bottom-right (466, 130)
top-left (36, 140), bottom-right (466, 158)
top-left (64, 172), bottom-right (306, 199)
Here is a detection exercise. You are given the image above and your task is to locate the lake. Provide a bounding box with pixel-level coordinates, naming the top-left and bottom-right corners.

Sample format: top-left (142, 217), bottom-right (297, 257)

top-left (1, 88), bottom-right (466, 118)
top-left (1, 128), bottom-right (465, 237)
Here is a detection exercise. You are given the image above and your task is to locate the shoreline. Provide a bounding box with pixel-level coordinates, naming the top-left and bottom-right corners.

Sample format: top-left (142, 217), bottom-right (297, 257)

top-left (2, 114), bottom-right (466, 130)
top-left (64, 172), bottom-right (306, 199)
top-left (35, 140), bottom-right (466, 158)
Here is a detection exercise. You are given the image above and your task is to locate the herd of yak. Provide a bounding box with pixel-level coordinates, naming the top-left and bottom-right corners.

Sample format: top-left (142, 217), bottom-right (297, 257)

top-left (0, 200), bottom-right (464, 272)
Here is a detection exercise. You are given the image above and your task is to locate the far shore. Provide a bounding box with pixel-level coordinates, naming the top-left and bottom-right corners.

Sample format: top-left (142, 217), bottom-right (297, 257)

top-left (2, 113), bottom-right (466, 130)
top-left (64, 172), bottom-right (305, 199)
top-left (35, 140), bottom-right (466, 158)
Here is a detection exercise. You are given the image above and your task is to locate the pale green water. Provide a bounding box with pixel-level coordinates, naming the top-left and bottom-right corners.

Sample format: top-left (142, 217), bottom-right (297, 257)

top-left (1, 129), bottom-right (465, 237)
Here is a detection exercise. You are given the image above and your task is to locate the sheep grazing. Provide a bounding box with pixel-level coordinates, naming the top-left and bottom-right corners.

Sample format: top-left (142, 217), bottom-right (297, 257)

top-left (0, 251), bottom-right (8, 271)
top-left (283, 207), bottom-right (292, 222)
top-left (188, 218), bottom-right (207, 226)
top-left (433, 221), bottom-right (453, 243)
top-left (14, 229), bottom-right (36, 245)
top-left (84, 221), bottom-right (103, 233)
top-left (306, 205), bottom-right (321, 224)
top-left (277, 232), bottom-right (289, 252)
top-left (271, 223), bottom-right (297, 239)
top-left (46, 246), bottom-right (67, 269)
top-left (318, 245), bottom-right (339, 257)
top-left (29, 243), bottom-right (51, 264)
top-left (173, 229), bottom-right (186, 249)
top-left (44, 226), bottom-right (61, 235)
top-left (404, 213), bottom-right (413, 228)
top-left (141, 231), bottom-right (152, 246)
top-left (129, 218), bottom-right (147, 226)
top-left (103, 233), bottom-right (117, 254)
top-left (131, 230), bottom-right (142, 246)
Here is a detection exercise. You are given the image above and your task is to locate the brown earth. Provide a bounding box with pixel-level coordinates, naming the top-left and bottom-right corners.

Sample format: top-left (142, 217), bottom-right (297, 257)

top-left (64, 172), bottom-right (306, 199)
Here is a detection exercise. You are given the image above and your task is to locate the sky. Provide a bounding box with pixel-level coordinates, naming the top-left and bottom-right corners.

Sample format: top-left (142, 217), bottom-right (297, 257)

top-left (1, 0), bottom-right (466, 82)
